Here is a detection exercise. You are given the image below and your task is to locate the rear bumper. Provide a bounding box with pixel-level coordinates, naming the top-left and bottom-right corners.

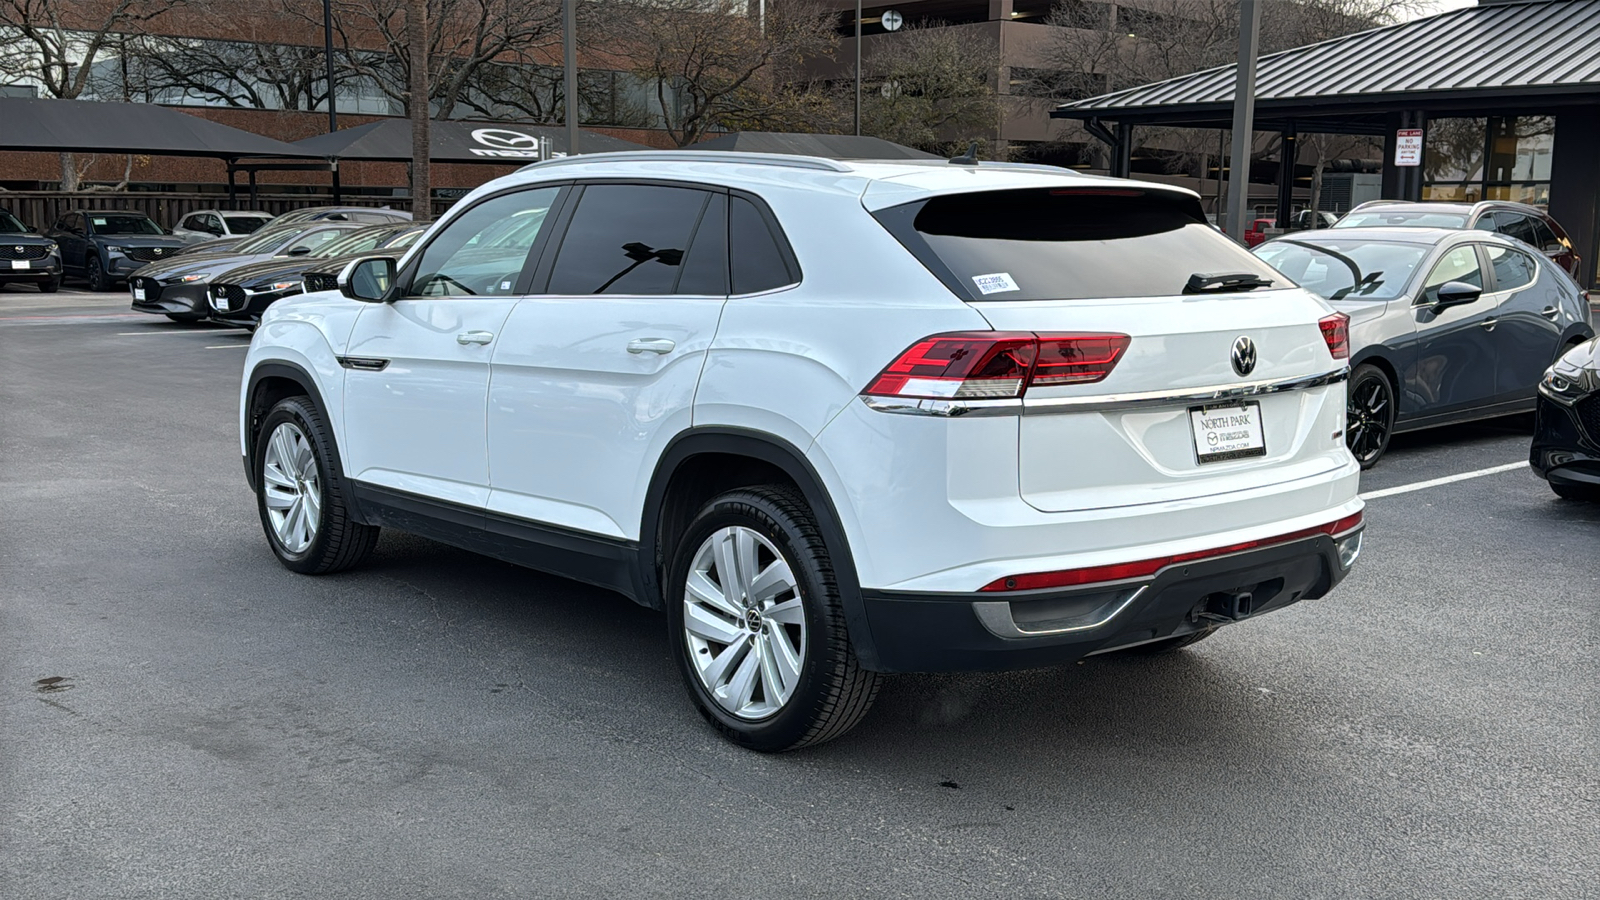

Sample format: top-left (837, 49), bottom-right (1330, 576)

top-left (858, 531), bottom-right (1357, 673)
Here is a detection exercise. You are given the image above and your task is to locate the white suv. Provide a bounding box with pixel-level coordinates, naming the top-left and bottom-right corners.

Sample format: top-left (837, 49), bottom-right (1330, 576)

top-left (239, 152), bottom-right (1363, 751)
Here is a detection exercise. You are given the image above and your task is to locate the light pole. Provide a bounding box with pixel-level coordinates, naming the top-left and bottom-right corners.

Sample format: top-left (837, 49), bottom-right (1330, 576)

top-left (564, 0), bottom-right (578, 156)
top-left (322, 0), bottom-right (341, 202)
top-left (1226, 0), bottom-right (1261, 240)
top-left (853, 0), bottom-right (861, 136)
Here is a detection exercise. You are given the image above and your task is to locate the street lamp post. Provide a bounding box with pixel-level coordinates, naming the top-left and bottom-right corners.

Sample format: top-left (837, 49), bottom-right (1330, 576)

top-left (853, 0), bottom-right (861, 136)
top-left (322, 0), bottom-right (341, 202)
top-left (1226, 0), bottom-right (1262, 240)
top-left (564, 0), bottom-right (578, 157)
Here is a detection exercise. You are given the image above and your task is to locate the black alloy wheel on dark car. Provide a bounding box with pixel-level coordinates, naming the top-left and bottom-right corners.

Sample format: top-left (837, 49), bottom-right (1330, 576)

top-left (87, 255), bottom-right (110, 291)
top-left (1346, 363), bottom-right (1395, 469)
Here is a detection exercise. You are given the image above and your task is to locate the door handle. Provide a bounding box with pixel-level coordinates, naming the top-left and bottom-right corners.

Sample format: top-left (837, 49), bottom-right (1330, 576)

top-left (627, 337), bottom-right (676, 355)
top-left (1541, 305), bottom-right (1561, 319)
top-left (457, 330), bottom-right (494, 345)
top-left (1479, 317), bottom-right (1498, 330)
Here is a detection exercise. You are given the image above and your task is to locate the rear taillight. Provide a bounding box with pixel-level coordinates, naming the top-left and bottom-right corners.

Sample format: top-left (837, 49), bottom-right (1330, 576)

top-left (1319, 312), bottom-right (1350, 360)
top-left (862, 332), bottom-right (1130, 400)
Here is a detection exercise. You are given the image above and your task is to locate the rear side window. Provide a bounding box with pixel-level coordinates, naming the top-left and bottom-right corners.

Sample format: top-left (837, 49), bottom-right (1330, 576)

top-left (1528, 218), bottom-right (1561, 253)
top-left (878, 188), bottom-right (1284, 301)
top-left (1493, 212), bottom-right (1539, 247)
top-left (546, 184), bottom-right (715, 296)
top-left (730, 196), bottom-right (797, 294)
top-left (1486, 244), bottom-right (1537, 291)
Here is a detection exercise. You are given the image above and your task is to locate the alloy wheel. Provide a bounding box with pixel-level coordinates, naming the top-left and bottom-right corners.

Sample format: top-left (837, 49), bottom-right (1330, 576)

top-left (1346, 373), bottom-right (1392, 465)
top-left (683, 525), bottom-right (807, 721)
top-left (260, 422), bottom-right (321, 554)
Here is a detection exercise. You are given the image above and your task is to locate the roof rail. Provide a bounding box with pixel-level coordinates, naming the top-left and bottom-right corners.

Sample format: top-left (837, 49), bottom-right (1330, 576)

top-left (518, 150), bottom-right (853, 173)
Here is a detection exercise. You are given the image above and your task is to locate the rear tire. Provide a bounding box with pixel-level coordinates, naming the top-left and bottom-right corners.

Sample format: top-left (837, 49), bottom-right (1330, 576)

top-left (255, 396), bottom-right (379, 574)
top-left (1346, 363), bottom-right (1395, 469)
top-left (1551, 482), bottom-right (1600, 502)
top-left (666, 486), bottom-right (880, 752)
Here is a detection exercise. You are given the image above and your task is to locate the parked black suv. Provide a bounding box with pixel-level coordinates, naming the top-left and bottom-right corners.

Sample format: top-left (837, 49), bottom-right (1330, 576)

top-left (45, 210), bottom-right (187, 291)
top-left (0, 208), bottom-right (63, 293)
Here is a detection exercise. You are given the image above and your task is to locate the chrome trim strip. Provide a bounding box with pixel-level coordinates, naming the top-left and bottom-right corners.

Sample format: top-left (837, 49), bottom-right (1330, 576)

top-left (858, 396), bottom-right (1023, 417)
top-left (1022, 367), bottom-right (1349, 415)
top-left (972, 586), bottom-right (1147, 639)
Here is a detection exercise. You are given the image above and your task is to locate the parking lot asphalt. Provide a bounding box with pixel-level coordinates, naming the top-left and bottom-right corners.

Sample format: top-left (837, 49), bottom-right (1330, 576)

top-left (3, 286), bottom-right (1597, 899)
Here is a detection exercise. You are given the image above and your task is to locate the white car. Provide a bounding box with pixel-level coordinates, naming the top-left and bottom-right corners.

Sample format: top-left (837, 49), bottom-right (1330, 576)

top-left (172, 209), bottom-right (274, 244)
top-left (239, 151), bottom-right (1363, 751)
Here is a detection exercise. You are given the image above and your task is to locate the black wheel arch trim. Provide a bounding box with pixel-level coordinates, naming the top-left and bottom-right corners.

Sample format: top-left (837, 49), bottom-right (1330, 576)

top-left (243, 361), bottom-right (342, 495)
top-left (639, 427), bottom-right (884, 670)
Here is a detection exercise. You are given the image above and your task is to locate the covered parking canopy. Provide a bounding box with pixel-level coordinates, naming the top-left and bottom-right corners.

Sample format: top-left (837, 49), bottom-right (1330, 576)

top-left (1051, 0), bottom-right (1600, 286)
top-left (690, 132), bottom-right (938, 160)
top-left (0, 96), bottom-right (323, 159)
top-left (283, 119), bottom-right (651, 163)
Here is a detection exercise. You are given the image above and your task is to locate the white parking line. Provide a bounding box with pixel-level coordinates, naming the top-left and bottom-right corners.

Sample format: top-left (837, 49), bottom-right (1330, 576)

top-left (1361, 461), bottom-right (1529, 500)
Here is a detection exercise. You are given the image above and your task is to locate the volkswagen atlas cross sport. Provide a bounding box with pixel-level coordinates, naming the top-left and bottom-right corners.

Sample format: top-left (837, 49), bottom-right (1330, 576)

top-left (238, 151), bottom-right (1364, 751)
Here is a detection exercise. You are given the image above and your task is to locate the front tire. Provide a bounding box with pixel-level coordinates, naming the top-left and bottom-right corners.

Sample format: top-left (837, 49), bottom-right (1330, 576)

top-left (40, 277), bottom-right (61, 293)
top-left (86, 255), bottom-right (110, 292)
top-left (255, 396), bottom-right (379, 574)
top-left (1346, 363), bottom-right (1395, 469)
top-left (667, 486), bottom-right (880, 752)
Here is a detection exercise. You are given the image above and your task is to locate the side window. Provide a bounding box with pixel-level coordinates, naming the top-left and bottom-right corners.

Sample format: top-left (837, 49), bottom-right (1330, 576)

top-left (730, 196), bottom-right (797, 294)
top-left (1495, 213), bottom-right (1538, 247)
top-left (676, 193), bottom-right (728, 296)
top-left (1472, 214), bottom-right (1498, 233)
top-left (1423, 246), bottom-right (1484, 302)
top-left (545, 184), bottom-right (713, 296)
top-left (178, 214), bottom-right (196, 230)
top-left (1529, 218), bottom-right (1562, 253)
top-left (1486, 244), bottom-right (1537, 292)
top-left (203, 214), bottom-right (224, 234)
top-left (407, 186), bottom-right (560, 298)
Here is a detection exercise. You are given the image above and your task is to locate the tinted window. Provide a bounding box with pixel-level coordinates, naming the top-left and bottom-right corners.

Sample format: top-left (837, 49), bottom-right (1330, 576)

top-left (1486, 244), bottom-right (1537, 291)
top-left (225, 215), bottom-right (268, 234)
top-left (1528, 218), bottom-right (1561, 253)
top-left (678, 193), bottom-right (728, 295)
top-left (731, 196), bottom-right (794, 294)
top-left (1423, 246), bottom-right (1483, 302)
top-left (893, 188), bottom-right (1283, 301)
top-left (1494, 212), bottom-right (1539, 246)
top-left (546, 184), bottom-right (712, 296)
top-left (408, 187), bottom-right (559, 297)
top-left (1254, 239), bottom-right (1429, 301)
top-left (88, 214), bottom-right (162, 235)
top-left (0, 211), bottom-right (28, 234)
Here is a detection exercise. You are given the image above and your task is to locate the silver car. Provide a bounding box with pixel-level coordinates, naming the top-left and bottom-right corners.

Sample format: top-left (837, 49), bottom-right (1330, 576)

top-left (1254, 227), bottom-right (1594, 467)
top-left (171, 209), bottom-right (274, 244)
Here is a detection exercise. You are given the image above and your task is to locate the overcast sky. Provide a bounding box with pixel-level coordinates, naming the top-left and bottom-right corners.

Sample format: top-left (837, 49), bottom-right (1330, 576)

top-left (1406, 0), bottom-right (1479, 17)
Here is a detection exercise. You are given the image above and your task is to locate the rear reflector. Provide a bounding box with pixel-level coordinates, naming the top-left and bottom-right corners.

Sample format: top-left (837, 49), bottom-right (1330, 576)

top-left (1319, 312), bottom-right (1350, 360)
top-left (863, 332), bottom-right (1130, 400)
top-left (979, 511), bottom-right (1363, 592)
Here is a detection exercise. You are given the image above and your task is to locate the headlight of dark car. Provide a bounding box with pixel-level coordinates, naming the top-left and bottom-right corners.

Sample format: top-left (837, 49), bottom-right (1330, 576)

top-left (1540, 341), bottom-right (1600, 405)
top-left (105, 245), bottom-right (126, 254)
top-left (45, 241), bottom-right (58, 255)
top-left (162, 273), bottom-right (207, 285)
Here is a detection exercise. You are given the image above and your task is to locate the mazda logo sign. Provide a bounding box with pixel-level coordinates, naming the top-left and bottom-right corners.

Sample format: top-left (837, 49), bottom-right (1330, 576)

top-left (469, 127), bottom-right (545, 159)
top-left (1231, 336), bottom-right (1257, 377)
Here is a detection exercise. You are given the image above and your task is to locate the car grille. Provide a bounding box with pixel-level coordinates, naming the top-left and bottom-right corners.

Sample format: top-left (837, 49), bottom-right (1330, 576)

top-left (1576, 395), bottom-right (1600, 444)
top-left (212, 284), bottom-right (247, 312)
top-left (302, 272), bottom-right (337, 293)
top-left (0, 244), bottom-right (49, 261)
top-left (123, 247), bottom-right (172, 262)
top-left (131, 276), bottom-right (161, 300)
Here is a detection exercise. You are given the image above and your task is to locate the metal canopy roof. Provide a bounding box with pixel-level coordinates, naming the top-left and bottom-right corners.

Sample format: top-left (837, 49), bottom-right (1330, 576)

top-left (285, 119), bottom-right (650, 163)
top-left (0, 97), bottom-right (321, 158)
top-left (1053, 0), bottom-right (1600, 129)
top-left (690, 132), bottom-right (939, 160)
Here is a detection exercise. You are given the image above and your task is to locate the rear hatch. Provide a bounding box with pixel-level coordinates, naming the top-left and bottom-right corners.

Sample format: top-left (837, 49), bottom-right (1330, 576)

top-left (867, 177), bottom-right (1350, 513)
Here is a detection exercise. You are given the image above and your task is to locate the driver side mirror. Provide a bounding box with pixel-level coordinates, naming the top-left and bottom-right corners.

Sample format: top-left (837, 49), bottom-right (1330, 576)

top-left (286, 246), bottom-right (312, 256)
top-left (339, 256), bottom-right (398, 303)
top-left (1433, 281), bottom-right (1482, 310)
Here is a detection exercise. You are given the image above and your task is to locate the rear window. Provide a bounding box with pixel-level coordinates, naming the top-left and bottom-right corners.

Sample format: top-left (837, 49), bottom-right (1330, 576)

top-left (876, 187), bottom-right (1284, 301)
top-left (225, 215), bottom-right (268, 234)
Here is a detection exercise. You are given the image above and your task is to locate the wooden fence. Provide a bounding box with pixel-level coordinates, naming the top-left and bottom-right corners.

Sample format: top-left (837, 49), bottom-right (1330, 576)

top-left (0, 191), bottom-right (456, 230)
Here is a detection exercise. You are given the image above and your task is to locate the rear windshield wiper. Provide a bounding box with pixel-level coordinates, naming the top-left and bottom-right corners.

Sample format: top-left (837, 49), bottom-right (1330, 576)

top-left (1184, 272), bottom-right (1274, 294)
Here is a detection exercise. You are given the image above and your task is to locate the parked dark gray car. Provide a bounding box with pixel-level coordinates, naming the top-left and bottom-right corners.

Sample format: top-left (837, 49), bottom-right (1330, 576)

top-left (0, 207), bottom-right (63, 293)
top-left (1254, 227), bottom-right (1594, 467)
top-left (128, 222), bottom-right (362, 321)
top-left (45, 210), bottom-right (187, 291)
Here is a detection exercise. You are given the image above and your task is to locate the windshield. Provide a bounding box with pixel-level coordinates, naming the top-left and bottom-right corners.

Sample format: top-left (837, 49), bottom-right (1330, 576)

top-left (315, 227), bottom-right (402, 258)
top-left (880, 187), bottom-right (1286, 301)
top-left (0, 211), bottom-right (28, 234)
top-left (225, 215), bottom-right (269, 234)
top-left (1253, 239), bottom-right (1430, 301)
top-left (234, 226), bottom-right (303, 254)
top-left (1335, 210), bottom-right (1469, 228)
top-left (90, 214), bottom-right (163, 235)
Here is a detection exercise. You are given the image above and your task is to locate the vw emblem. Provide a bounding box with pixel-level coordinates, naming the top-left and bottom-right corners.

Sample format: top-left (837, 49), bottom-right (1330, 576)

top-left (1231, 336), bottom-right (1257, 376)
top-left (471, 128), bottom-right (538, 149)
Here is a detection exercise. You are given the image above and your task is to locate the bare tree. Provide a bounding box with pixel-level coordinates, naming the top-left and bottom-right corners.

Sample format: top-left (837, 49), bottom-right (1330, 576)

top-left (607, 0), bottom-right (839, 147)
top-left (0, 0), bottom-right (184, 188)
top-left (852, 21), bottom-right (1000, 155)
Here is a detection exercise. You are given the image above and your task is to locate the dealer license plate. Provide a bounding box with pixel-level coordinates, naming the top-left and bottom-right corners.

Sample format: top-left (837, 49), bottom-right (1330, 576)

top-left (1190, 402), bottom-right (1266, 463)
top-left (132, 285), bottom-right (145, 301)
top-left (10, 260), bottom-right (28, 269)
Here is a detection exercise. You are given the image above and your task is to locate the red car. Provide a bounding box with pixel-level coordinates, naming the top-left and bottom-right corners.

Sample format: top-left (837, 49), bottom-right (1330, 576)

top-left (1244, 218), bottom-right (1277, 247)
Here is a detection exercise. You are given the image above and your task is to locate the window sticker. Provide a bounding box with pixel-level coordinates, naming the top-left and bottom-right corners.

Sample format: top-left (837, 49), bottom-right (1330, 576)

top-left (91, 218), bottom-right (108, 226)
top-left (972, 272), bottom-right (1020, 295)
